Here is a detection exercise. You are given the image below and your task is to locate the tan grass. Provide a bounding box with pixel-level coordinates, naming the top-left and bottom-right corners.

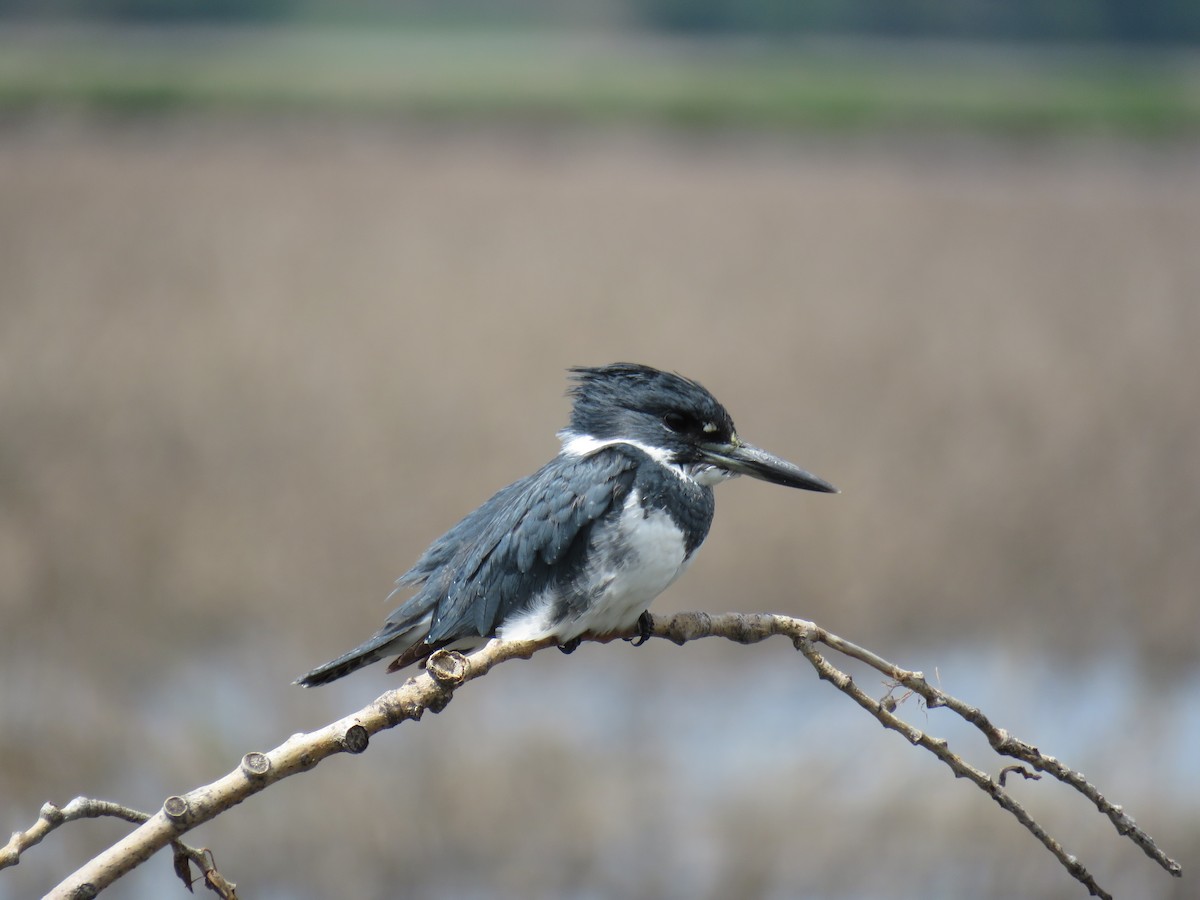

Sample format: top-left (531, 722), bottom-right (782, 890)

top-left (1, 118), bottom-right (1196, 898)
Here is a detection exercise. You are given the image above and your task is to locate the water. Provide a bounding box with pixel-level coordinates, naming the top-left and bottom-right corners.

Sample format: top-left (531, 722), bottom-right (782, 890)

top-left (4, 639), bottom-right (1193, 899)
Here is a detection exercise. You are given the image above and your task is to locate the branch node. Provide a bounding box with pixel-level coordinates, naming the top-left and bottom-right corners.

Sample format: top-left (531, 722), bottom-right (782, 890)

top-left (398, 698), bottom-right (424, 721)
top-left (40, 802), bottom-right (65, 825)
top-left (726, 613), bottom-right (769, 645)
top-left (661, 611), bottom-right (701, 645)
top-left (878, 682), bottom-right (911, 713)
top-left (341, 725), bottom-right (370, 755)
top-left (426, 650), bottom-right (469, 687)
top-left (240, 752), bottom-right (271, 780)
top-left (163, 796), bottom-right (192, 823)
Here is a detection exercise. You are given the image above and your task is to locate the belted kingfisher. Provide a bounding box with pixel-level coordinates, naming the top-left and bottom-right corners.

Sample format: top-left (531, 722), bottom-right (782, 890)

top-left (297, 363), bottom-right (835, 687)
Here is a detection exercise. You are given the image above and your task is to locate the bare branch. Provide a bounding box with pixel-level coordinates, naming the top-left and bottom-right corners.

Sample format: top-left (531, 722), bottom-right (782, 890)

top-left (857, 635), bottom-right (1185, 879)
top-left (1, 799), bottom-right (236, 898)
top-left (792, 630), bottom-right (1112, 897)
top-left (2, 798), bottom-right (149, 871)
top-left (9, 612), bottom-right (1180, 899)
top-left (42, 640), bottom-right (551, 899)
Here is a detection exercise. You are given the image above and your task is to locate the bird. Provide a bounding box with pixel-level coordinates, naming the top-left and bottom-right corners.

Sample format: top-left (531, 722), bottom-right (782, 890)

top-left (296, 362), bottom-right (836, 687)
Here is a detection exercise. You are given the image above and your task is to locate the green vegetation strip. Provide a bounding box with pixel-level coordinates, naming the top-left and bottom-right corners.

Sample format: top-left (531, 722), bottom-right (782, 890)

top-left (1, 28), bottom-right (1197, 133)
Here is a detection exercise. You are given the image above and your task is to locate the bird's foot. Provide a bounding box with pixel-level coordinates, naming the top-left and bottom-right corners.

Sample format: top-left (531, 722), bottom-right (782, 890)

top-left (558, 637), bottom-right (583, 655)
top-left (626, 611), bottom-right (654, 647)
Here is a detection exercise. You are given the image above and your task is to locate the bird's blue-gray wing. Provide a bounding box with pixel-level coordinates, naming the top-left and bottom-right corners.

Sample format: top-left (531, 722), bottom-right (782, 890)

top-left (399, 447), bottom-right (639, 644)
top-left (296, 446), bottom-right (640, 686)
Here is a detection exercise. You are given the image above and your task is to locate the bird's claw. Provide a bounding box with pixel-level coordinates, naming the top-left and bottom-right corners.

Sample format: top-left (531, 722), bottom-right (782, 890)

top-left (626, 611), bottom-right (654, 647)
top-left (558, 637), bottom-right (583, 655)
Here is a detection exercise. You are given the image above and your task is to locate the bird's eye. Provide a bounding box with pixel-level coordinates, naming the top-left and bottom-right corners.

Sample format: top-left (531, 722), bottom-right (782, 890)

top-left (662, 411), bottom-right (695, 434)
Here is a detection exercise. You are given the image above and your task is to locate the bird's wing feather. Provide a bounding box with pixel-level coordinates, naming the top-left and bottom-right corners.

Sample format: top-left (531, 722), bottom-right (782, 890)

top-left (391, 446), bottom-right (640, 645)
top-left (394, 476), bottom-right (528, 588)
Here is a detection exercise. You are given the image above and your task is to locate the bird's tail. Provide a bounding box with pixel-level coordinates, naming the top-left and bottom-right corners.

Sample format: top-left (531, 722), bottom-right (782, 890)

top-left (295, 623), bottom-right (418, 688)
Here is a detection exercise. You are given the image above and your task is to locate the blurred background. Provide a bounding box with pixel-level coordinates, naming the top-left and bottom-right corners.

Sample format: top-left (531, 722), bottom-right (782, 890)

top-left (1, 2), bottom-right (1198, 898)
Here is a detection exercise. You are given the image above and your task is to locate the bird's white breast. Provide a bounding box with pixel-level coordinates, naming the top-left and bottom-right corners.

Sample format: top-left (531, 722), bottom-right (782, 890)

top-left (499, 489), bottom-right (693, 643)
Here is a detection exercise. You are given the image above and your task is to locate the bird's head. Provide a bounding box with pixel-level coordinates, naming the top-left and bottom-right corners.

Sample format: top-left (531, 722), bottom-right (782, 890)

top-left (561, 363), bottom-right (837, 493)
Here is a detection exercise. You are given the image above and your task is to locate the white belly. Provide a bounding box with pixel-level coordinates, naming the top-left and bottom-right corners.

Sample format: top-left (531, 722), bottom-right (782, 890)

top-left (499, 490), bottom-right (693, 642)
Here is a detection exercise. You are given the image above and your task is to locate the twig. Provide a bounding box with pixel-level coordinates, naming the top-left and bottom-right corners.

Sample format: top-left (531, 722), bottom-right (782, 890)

top-left (794, 631), bottom-right (1109, 897)
top-left (998, 765), bottom-right (1042, 787)
top-left (853, 634), bottom-right (1184, 879)
top-left (607, 612), bottom-right (1182, 895)
top-left (2, 799), bottom-right (145, 871)
top-left (7, 611), bottom-right (1180, 899)
top-left (1, 799), bottom-right (236, 897)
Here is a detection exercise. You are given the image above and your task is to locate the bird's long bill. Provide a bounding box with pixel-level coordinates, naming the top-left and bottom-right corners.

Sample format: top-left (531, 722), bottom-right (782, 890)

top-left (703, 441), bottom-right (838, 493)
